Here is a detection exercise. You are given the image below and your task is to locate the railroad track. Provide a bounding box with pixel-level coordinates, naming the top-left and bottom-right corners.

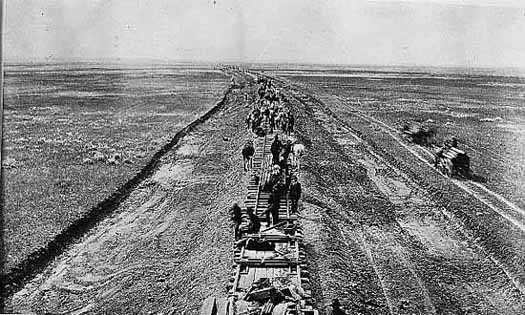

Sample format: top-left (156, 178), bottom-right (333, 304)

top-left (201, 99), bottom-right (317, 314)
top-left (246, 135), bottom-right (296, 221)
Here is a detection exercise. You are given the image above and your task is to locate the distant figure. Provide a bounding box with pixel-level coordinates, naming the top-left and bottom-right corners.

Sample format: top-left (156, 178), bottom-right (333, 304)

top-left (242, 140), bottom-right (255, 172)
top-left (289, 176), bottom-right (302, 213)
top-left (287, 114), bottom-right (295, 135)
top-left (331, 299), bottom-right (347, 315)
top-left (245, 113), bottom-right (252, 131)
top-left (269, 110), bottom-right (276, 133)
top-left (229, 202), bottom-right (242, 240)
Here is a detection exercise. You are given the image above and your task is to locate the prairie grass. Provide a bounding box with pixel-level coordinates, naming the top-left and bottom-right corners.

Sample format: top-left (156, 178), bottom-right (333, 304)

top-left (2, 64), bottom-right (230, 270)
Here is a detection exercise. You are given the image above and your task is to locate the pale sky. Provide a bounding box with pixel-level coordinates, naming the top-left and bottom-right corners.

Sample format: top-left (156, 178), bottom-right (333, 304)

top-left (5, 0), bottom-right (525, 67)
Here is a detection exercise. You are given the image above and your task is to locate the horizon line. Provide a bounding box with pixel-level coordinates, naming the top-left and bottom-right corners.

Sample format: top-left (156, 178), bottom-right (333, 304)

top-left (4, 57), bottom-right (525, 71)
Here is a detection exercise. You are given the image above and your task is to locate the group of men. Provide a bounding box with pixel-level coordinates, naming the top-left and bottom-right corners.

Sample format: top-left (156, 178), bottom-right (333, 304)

top-left (263, 134), bottom-right (302, 224)
top-left (232, 77), bottom-right (303, 238)
top-left (246, 79), bottom-right (295, 136)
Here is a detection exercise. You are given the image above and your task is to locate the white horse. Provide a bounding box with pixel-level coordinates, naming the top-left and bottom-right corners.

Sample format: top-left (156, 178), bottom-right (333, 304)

top-left (291, 143), bottom-right (305, 170)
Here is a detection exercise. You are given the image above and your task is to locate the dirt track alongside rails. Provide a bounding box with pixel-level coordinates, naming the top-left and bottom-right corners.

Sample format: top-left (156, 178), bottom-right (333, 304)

top-left (8, 76), bottom-right (256, 314)
top-left (275, 78), bottom-right (525, 314)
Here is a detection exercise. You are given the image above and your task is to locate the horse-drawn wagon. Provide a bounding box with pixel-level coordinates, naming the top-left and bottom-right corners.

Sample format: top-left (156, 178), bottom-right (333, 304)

top-left (399, 122), bottom-right (434, 146)
top-left (435, 146), bottom-right (471, 178)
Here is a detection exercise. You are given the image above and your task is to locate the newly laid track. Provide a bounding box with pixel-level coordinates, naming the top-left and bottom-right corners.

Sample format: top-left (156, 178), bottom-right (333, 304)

top-left (201, 113), bottom-right (316, 314)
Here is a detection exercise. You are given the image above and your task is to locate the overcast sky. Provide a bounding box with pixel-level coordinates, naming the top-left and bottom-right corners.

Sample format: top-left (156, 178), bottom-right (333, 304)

top-left (5, 0), bottom-right (525, 67)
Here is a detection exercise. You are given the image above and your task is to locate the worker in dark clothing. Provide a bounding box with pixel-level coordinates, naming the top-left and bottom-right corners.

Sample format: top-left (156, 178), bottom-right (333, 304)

top-left (246, 207), bottom-right (260, 234)
top-left (331, 299), bottom-right (347, 315)
top-left (265, 192), bottom-right (280, 226)
top-left (242, 140), bottom-right (255, 172)
top-left (270, 134), bottom-right (282, 165)
top-left (229, 202), bottom-right (242, 240)
top-left (269, 112), bottom-right (275, 133)
top-left (289, 176), bottom-right (302, 213)
top-left (273, 179), bottom-right (286, 201)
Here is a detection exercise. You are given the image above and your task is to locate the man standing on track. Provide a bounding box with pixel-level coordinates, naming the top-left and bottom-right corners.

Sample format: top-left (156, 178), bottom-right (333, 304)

top-left (271, 134), bottom-right (281, 165)
top-left (289, 176), bottom-right (302, 214)
top-left (266, 192), bottom-right (280, 226)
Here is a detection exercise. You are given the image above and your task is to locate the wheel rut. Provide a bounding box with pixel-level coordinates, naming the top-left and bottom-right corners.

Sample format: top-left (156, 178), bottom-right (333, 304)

top-left (267, 74), bottom-right (525, 314)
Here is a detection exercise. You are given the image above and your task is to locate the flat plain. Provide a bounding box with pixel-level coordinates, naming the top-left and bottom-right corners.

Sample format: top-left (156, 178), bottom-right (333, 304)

top-left (2, 63), bottom-right (230, 271)
top-left (275, 66), bottom-right (525, 209)
top-left (6, 65), bottom-right (525, 315)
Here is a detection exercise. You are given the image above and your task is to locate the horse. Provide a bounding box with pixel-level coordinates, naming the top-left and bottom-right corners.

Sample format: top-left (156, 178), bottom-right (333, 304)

top-left (291, 143), bottom-right (305, 170)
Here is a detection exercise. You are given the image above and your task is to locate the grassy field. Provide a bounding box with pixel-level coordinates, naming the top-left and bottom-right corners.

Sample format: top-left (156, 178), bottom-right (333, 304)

top-left (277, 68), bottom-right (525, 210)
top-left (2, 63), bottom-right (230, 270)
